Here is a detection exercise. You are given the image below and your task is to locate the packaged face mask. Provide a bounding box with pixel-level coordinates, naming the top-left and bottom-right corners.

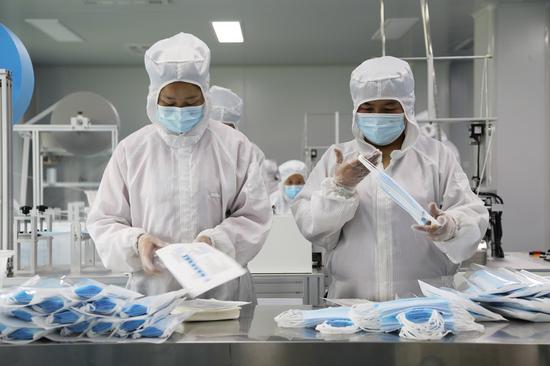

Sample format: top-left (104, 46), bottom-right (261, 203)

top-left (48, 309), bottom-right (85, 325)
top-left (484, 305), bottom-right (550, 322)
top-left (275, 307), bottom-right (351, 328)
top-left (418, 281), bottom-right (506, 322)
top-left (71, 279), bottom-right (105, 300)
top-left (59, 319), bottom-right (93, 337)
top-left (0, 315), bottom-right (51, 343)
top-left (31, 296), bottom-right (75, 314)
top-left (465, 266), bottom-right (526, 295)
top-left (156, 243), bottom-right (245, 298)
top-left (1, 275), bottom-right (72, 306)
top-left (118, 319), bottom-right (146, 335)
top-left (119, 290), bottom-right (184, 318)
top-left (4, 327), bottom-right (49, 342)
top-left (357, 155), bottom-right (440, 226)
top-left (86, 319), bottom-right (119, 338)
top-left (4, 307), bottom-right (44, 323)
top-left (83, 296), bottom-right (126, 316)
top-left (132, 314), bottom-right (185, 339)
top-left (68, 278), bottom-right (142, 301)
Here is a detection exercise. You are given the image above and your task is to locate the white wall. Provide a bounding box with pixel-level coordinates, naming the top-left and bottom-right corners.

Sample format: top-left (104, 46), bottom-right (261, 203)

top-left (494, 1), bottom-right (549, 251)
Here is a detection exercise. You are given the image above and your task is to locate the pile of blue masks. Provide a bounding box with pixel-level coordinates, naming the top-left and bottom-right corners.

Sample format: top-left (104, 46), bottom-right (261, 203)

top-left (0, 276), bottom-right (191, 343)
top-left (349, 297), bottom-right (483, 338)
top-left (452, 265), bottom-right (550, 322)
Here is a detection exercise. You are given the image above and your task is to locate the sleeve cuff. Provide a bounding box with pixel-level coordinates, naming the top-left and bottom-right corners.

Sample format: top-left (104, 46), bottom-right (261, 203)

top-left (321, 177), bottom-right (357, 199)
top-left (197, 228), bottom-right (236, 259)
top-left (129, 228), bottom-right (147, 256)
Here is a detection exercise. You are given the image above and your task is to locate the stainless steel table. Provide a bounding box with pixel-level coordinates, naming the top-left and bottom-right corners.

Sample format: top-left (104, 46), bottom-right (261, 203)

top-left (1, 305), bottom-right (550, 366)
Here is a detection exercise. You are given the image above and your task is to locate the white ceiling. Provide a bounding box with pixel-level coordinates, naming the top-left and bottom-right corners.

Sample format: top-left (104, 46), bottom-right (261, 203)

top-left (0, 0), bottom-right (482, 66)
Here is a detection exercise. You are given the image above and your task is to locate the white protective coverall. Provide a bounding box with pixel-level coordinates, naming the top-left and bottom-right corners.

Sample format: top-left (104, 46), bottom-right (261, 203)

top-left (291, 56), bottom-right (488, 301)
top-left (270, 160), bottom-right (308, 215)
top-left (87, 33), bottom-right (272, 301)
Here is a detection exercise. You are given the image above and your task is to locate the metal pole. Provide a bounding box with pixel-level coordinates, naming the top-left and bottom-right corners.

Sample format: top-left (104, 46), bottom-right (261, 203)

top-left (32, 130), bottom-right (40, 207)
top-left (420, 0), bottom-right (437, 120)
top-left (380, 0), bottom-right (386, 57)
top-left (0, 70), bottom-right (14, 252)
top-left (402, 55), bottom-right (493, 61)
top-left (334, 111), bottom-right (340, 144)
top-left (19, 133), bottom-right (30, 206)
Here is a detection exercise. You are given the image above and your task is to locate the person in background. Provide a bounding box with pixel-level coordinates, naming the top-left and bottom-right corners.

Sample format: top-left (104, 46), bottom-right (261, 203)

top-left (209, 85), bottom-right (280, 197)
top-left (209, 85), bottom-right (243, 130)
top-left (262, 159), bottom-right (280, 195)
top-left (87, 33), bottom-right (272, 302)
top-left (292, 56), bottom-right (488, 301)
top-left (271, 160), bottom-right (308, 215)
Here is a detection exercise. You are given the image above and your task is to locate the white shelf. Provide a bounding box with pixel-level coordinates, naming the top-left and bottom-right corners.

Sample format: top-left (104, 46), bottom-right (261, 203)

top-left (43, 182), bottom-right (100, 189)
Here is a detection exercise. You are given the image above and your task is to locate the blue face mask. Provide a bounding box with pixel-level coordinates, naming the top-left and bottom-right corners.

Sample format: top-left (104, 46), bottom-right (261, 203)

top-left (356, 113), bottom-right (406, 146)
top-left (284, 185), bottom-right (304, 200)
top-left (156, 104), bottom-right (204, 134)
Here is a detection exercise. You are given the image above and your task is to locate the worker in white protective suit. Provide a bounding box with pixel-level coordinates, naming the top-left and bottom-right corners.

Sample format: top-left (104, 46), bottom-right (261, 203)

top-left (209, 85), bottom-right (244, 130)
top-left (262, 159), bottom-right (280, 195)
top-left (209, 85), bottom-right (281, 198)
top-left (270, 160), bottom-right (308, 215)
top-left (87, 33), bottom-right (272, 301)
top-left (292, 56), bottom-right (488, 301)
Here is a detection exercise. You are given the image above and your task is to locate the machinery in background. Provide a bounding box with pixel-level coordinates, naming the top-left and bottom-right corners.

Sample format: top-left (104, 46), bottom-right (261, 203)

top-left (8, 91), bottom-right (120, 276)
top-left (13, 202), bottom-right (106, 275)
top-left (479, 191), bottom-right (504, 258)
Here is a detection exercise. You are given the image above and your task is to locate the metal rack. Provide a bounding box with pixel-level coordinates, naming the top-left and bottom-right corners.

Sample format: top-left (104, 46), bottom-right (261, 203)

top-left (13, 123), bottom-right (118, 207)
top-left (0, 70), bottom-right (14, 254)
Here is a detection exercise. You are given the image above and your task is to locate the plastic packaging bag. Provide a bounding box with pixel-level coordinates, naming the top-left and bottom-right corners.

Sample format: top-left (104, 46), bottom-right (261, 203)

top-left (119, 290), bottom-right (185, 318)
top-left (156, 243), bottom-right (245, 298)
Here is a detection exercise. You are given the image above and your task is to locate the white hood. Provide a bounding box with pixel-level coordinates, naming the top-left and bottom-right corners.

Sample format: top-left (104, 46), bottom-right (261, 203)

top-left (144, 32), bottom-right (212, 145)
top-left (349, 56), bottom-right (420, 154)
top-left (209, 85), bottom-right (243, 128)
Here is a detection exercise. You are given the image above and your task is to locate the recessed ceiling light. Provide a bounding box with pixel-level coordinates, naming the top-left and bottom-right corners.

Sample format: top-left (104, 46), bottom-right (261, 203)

top-left (25, 19), bottom-right (83, 42)
top-left (211, 21), bottom-right (244, 43)
top-left (371, 18), bottom-right (419, 40)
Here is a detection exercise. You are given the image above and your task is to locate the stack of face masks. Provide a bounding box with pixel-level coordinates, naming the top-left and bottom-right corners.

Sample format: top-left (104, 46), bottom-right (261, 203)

top-left (274, 297), bottom-right (483, 340)
top-left (274, 307), bottom-right (352, 329)
top-left (0, 276), bottom-right (192, 343)
top-left (452, 265), bottom-right (550, 322)
top-left (349, 297), bottom-right (483, 336)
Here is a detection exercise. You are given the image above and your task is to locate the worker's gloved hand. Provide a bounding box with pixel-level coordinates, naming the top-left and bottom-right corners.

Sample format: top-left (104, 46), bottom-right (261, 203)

top-left (194, 235), bottom-right (212, 246)
top-left (334, 149), bottom-right (380, 190)
top-left (412, 202), bottom-right (457, 242)
top-left (137, 234), bottom-right (167, 275)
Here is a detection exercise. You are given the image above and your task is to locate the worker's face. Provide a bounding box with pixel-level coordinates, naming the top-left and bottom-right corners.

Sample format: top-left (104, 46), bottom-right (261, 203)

top-left (357, 99), bottom-right (404, 114)
top-left (158, 82), bottom-right (204, 108)
top-left (284, 174), bottom-right (305, 186)
top-left (223, 123), bottom-right (237, 129)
